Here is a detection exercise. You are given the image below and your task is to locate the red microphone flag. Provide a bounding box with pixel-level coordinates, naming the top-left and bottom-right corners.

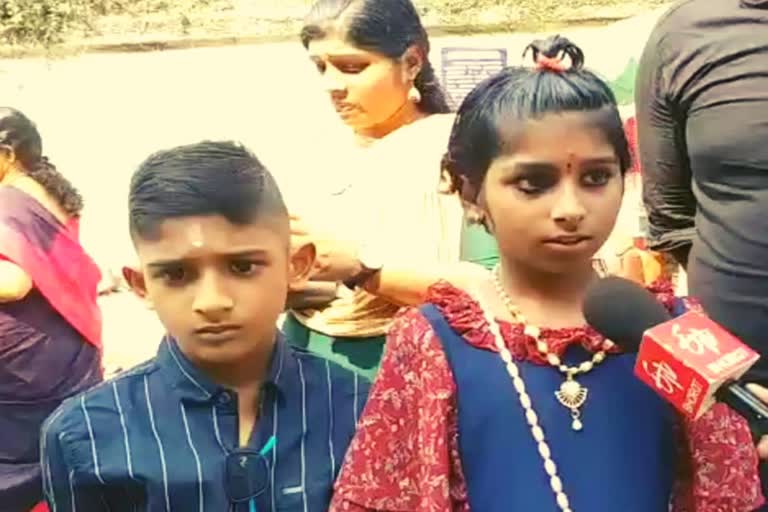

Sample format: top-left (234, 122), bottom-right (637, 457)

top-left (635, 311), bottom-right (759, 419)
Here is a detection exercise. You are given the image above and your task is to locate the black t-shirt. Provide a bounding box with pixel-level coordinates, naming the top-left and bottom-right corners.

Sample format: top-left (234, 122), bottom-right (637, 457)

top-left (637, 0), bottom-right (768, 381)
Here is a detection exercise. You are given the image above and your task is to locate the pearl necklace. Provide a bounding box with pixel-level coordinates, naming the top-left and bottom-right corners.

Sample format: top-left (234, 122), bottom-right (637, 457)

top-left (492, 265), bottom-right (614, 431)
top-left (471, 288), bottom-right (575, 512)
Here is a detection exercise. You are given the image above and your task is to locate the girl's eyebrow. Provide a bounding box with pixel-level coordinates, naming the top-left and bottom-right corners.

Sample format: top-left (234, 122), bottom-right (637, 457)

top-left (580, 156), bottom-right (619, 166)
top-left (507, 162), bottom-right (559, 174)
top-left (503, 156), bottom-right (619, 173)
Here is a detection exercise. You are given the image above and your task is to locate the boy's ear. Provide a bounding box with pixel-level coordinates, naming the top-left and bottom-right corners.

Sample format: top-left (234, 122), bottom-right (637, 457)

top-left (122, 265), bottom-right (154, 310)
top-left (289, 241), bottom-right (316, 288)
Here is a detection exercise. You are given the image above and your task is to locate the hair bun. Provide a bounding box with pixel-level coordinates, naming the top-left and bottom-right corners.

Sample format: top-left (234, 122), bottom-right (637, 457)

top-left (523, 35), bottom-right (585, 72)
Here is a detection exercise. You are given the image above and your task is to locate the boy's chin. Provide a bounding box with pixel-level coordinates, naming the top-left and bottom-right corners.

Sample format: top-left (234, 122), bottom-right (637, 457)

top-left (180, 337), bottom-right (269, 366)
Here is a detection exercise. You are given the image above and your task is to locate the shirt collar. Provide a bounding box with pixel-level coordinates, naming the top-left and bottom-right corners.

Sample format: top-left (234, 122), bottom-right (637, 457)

top-left (156, 333), bottom-right (296, 403)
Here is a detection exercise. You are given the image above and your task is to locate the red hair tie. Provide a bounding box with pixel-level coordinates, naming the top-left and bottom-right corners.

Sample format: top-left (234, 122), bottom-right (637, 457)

top-left (536, 55), bottom-right (566, 72)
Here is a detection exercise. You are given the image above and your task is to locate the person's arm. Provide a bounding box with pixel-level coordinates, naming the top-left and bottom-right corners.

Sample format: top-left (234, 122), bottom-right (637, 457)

top-left (0, 259), bottom-right (32, 302)
top-left (286, 281), bottom-right (340, 310)
top-left (746, 384), bottom-right (768, 459)
top-left (291, 215), bottom-right (488, 306)
top-left (361, 261), bottom-right (489, 307)
top-left (636, 36), bottom-right (696, 269)
top-left (41, 412), bottom-right (109, 511)
top-left (670, 402), bottom-right (765, 512)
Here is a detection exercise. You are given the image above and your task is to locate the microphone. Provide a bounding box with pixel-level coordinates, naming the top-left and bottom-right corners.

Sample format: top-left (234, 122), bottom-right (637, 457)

top-left (583, 277), bottom-right (768, 436)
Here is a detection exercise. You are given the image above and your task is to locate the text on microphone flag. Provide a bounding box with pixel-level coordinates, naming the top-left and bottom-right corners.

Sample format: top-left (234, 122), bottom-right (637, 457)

top-left (641, 360), bottom-right (684, 395)
top-left (672, 323), bottom-right (721, 355)
top-left (635, 311), bottom-right (759, 419)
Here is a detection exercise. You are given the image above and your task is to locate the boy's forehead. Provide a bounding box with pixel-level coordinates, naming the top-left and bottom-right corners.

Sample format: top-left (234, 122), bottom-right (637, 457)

top-left (133, 214), bottom-right (288, 262)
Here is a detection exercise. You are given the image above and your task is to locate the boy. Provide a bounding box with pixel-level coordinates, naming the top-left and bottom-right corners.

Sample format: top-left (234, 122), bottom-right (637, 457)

top-left (41, 141), bottom-right (369, 511)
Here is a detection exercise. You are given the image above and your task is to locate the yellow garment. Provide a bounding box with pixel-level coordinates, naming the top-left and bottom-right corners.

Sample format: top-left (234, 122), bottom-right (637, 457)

top-left (620, 248), bottom-right (666, 285)
top-left (291, 114), bottom-right (463, 337)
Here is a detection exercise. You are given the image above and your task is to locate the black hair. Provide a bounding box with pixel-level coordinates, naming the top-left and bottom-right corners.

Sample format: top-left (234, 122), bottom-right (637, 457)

top-left (0, 107), bottom-right (84, 217)
top-left (442, 35), bottom-right (631, 204)
top-left (128, 141), bottom-right (288, 240)
top-left (300, 0), bottom-right (451, 115)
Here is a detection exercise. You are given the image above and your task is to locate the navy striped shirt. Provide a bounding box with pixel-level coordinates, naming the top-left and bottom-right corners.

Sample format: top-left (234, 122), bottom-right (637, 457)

top-left (41, 335), bottom-right (369, 511)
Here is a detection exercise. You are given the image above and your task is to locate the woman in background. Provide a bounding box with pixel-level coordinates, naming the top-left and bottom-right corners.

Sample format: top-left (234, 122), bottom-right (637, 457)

top-left (0, 108), bottom-right (102, 511)
top-left (285, 0), bottom-right (483, 380)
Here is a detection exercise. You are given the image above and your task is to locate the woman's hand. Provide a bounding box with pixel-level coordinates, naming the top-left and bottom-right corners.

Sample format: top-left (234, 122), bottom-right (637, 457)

top-left (290, 214), bottom-right (362, 282)
top-left (0, 260), bottom-right (32, 302)
top-left (745, 383), bottom-right (768, 459)
top-left (286, 281), bottom-right (340, 310)
top-left (616, 248), bottom-right (665, 285)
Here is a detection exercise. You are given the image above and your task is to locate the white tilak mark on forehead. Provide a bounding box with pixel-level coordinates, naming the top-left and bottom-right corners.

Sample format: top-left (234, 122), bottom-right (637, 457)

top-left (185, 224), bottom-right (205, 248)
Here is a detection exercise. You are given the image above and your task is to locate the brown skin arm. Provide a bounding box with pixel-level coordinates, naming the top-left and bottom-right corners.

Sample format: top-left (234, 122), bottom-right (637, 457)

top-left (304, 236), bottom-right (363, 282)
top-left (290, 214), bottom-right (488, 306)
top-left (0, 260), bottom-right (32, 302)
top-left (290, 240), bottom-right (488, 307)
top-left (361, 261), bottom-right (490, 307)
top-left (746, 384), bottom-right (768, 460)
top-left (286, 281), bottom-right (340, 310)
top-left (291, 214), bottom-right (362, 282)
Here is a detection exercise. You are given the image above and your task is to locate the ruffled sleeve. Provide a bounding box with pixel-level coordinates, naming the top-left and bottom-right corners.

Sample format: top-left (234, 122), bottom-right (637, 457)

top-left (330, 307), bottom-right (468, 512)
top-left (671, 403), bottom-right (765, 512)
top-left (667, 290), bottom-right (765, 512)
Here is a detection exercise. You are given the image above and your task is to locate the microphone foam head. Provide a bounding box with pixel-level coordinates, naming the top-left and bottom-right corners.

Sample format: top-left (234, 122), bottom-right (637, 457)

top-left (583, 276), bottom-right (672, 352)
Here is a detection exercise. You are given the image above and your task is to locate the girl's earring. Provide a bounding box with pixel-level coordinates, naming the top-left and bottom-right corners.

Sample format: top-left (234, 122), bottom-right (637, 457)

top-left (408, 85), bottom-right (422, 104)
top-left (465, 205), bottom-right (489, 229)
top-left (0, 146), bottom-right (14, 182)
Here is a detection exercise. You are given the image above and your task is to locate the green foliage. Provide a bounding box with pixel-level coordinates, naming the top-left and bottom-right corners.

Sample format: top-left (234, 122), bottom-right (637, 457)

top-left (0, 0), bottom-right (206, 47)
top-left (0, 0), bottom-right (667, 50)
top-left (0, 0), bottom-right (91, 46)
top-left (606, 58), bottom-right (639, 105)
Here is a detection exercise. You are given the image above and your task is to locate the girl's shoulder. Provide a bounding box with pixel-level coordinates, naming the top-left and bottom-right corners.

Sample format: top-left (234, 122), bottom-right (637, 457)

top-left (415, 280), bottom-right (502, 352)
top-left (389, 305), bottom-right (442, 351)
top-left (389, 280), bottom-right (482, 354)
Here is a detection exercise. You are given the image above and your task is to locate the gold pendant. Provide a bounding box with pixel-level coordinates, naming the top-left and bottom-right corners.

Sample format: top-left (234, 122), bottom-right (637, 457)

top-left (555, 377), bottom-right (588, 431)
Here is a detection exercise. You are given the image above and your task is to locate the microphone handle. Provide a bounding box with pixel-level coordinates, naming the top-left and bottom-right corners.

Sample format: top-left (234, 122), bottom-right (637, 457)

top-left (715, 381), bottom-right (768, 439)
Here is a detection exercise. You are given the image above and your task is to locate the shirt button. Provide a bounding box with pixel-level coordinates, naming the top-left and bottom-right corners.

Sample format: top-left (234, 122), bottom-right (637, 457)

top-left (218, 392), bottom-right (232, 404)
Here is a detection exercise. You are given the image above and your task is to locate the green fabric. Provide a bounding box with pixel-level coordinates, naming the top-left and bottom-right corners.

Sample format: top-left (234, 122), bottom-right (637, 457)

top-left (281, 313), bottom-right (385, 381)
top-left (460, 219), bottom-right (500, 270)
top-left (607, 58), bottom-right (639, 106)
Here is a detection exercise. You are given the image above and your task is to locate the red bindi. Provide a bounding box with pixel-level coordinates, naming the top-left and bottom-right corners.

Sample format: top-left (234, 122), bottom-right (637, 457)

top-left (565, 153), bottom-right (576, 173)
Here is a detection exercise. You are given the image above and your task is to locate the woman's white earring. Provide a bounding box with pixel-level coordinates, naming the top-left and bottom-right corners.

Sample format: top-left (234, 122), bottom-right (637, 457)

top-left (408, 85), bottom-right (422, 104)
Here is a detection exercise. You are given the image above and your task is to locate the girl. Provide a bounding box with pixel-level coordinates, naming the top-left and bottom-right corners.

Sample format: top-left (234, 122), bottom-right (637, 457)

top-left (329, 37), bottom-right (763, 511)
top-left (284, 0), bottom-right (484, 379)
top-left (0, 108), bottom-right (103, 511)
